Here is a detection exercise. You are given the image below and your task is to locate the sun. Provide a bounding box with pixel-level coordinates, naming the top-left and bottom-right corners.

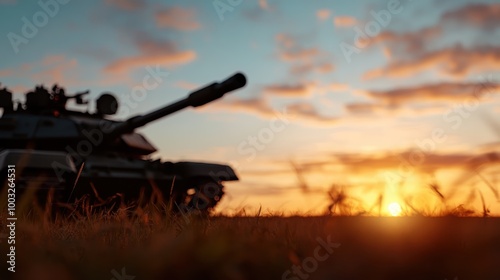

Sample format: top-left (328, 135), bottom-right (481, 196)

top-left (388, 202), bottom-right (402, 216)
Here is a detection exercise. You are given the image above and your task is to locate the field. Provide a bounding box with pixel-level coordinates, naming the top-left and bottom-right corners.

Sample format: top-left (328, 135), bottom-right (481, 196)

top-left (1, 208), bottom-right (499, 280)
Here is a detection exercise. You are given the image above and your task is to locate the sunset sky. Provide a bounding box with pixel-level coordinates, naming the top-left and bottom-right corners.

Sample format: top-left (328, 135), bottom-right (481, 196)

top-left (1, 0), bottom-right (499, 215)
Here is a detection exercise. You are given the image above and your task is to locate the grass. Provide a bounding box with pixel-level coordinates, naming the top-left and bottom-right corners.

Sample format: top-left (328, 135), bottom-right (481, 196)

top-left (0, 168), bottom-right (499, 279)
top-left (1, 202), bottom-right (500, 280)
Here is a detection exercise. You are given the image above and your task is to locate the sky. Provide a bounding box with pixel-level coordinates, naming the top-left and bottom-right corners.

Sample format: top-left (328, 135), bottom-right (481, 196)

top-left (1, 0), bottom-right (500, 216)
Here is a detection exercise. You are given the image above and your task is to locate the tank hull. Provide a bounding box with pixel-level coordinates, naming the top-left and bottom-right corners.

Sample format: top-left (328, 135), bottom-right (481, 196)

top-left (0, 149), bottom-right (237, 213)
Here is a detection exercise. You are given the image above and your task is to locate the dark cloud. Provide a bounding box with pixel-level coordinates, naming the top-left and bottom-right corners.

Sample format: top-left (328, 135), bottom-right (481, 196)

top-left (286, 102), bottom-right (339, 125)
top-left (363, 3), bottom-right (500, 80)
top-left (362, 81), bottom-right (500, 106)
top-left (364, 45), bottom-right (500, 80)
top-left (324, 151), bottom-right (499, 175)
top-left (263, 84), bottom-right (312, 97)
top-left (442, 3), bottom-right (500, 31)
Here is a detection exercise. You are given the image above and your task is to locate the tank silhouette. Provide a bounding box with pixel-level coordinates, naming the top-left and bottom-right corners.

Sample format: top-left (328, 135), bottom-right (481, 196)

top-left (0, 73), bottom-right (247, 214)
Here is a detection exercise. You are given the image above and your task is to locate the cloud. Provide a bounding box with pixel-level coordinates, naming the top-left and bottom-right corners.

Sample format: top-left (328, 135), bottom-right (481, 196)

top-left (270, 149), bottom-right (499, 181)
top-left (345, 102), bottom-right (395, 115)
top-left (263, 80), bottom-right (347, 97)
top-left (155, 7), bottom-right (201, 31)
top-left (333, 151), bottom-right (496, 174)
top-left (34, 55), bottom-right (79, 84)
top-left (242, 0), bottom-right (276, 20)
top-left (105, 0), bottom-right (145, 11)
top-left (105, 53), bottom-right (195, 74)
top-left (362, 81), bottom-right (500, 106)
top-left (274, 33), bottom-right (334, 78)
top-left (365, 3), bottom-right (500, 54)
top-left (275, 33), bottom-right (295, 49)
top-left (259, 0), bottom-right (270, 10)
top-left (278, 48), bottom-right (322, 62)
top-left (199, 30), bottom-right (339, 125)
top-left (442, 3), bottom-right (500, 31)
top-left (0, 55), bottom-right (79, 87)
top-left (286, 102), bottom-right (339, 126)
top-left (263, 84), bottom-right (314, 97)
top-left (344, 80), bottom-right (500, 118)
top-left (334, 16), bottom-right (357, 27)
top-left (316, 9), bottom-right (331, 21)
top-left (274, 33), bottom-right (326, 63)
top-left (207, 98), bottom-right (277, 119)
top-left (0, 61), bottom-right (37, 78)
top-left (345, 102), bottom-right (448, 117)
top-left (104, 34), bottom-right (196, 74)
top-left (135, 34), bottom-right (178, 54)
top-left (364, 45), bottom-right (500, 80)
top-left (291, 62), bottom-right (334, 75)
top-left (367, 26), bottom-right (442, 55)
top-left (207, 97), bottom-right (339, 126)
top-left (0, 69), bottom-right (14, 77)
top-left (360, 3), bottom-right (500, 80)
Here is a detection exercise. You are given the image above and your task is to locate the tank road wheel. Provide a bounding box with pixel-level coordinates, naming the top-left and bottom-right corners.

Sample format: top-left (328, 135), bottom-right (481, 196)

top-left (173, 179), bottom-right (224, 216)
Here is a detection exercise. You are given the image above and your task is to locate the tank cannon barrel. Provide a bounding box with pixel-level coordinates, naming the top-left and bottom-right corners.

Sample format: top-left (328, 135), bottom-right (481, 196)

top-left (108, 72), bottom-right (246, 137)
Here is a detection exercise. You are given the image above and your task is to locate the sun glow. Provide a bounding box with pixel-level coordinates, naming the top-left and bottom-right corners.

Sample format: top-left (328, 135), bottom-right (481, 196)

top-left (388, 202), bottom-right (402, 216)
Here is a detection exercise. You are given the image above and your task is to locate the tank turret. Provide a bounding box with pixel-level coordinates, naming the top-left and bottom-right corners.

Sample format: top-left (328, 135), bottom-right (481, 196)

top-left (0, 73), bottom-right (247, 214)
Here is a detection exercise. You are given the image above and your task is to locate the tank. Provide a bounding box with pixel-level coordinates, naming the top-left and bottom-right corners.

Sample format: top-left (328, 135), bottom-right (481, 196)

top-left (0, 73), bottom-right (247, 215)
